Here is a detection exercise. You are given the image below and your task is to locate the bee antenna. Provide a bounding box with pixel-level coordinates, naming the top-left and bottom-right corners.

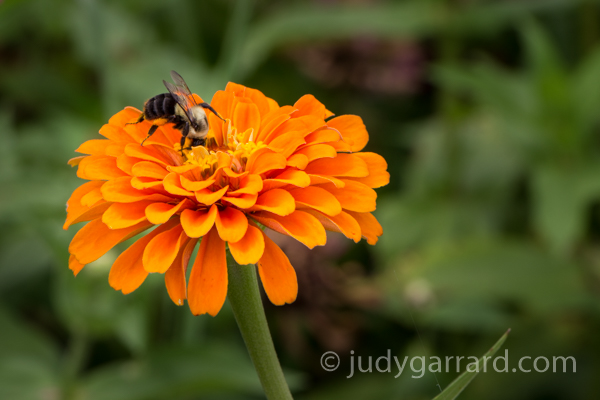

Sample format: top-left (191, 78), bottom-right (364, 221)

top-left (200, 102), bottom-right (226, 121)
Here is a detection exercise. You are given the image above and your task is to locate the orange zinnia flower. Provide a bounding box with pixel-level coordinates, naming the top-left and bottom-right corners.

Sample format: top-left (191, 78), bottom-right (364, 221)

top-left (65, 83), bottom-right (389, 316)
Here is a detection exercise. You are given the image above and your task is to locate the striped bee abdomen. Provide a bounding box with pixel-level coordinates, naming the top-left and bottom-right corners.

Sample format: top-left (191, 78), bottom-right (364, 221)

top-left (144, 93), bottom-right (177, 120)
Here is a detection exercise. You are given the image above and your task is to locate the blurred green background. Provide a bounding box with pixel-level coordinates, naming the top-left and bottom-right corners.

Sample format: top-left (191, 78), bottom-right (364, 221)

top-left (2, 0), bottom-right (600, 398)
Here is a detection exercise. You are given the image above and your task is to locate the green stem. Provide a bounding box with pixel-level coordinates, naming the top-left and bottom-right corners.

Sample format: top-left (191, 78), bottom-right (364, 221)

top-left (227, 262), bottom-right (293, 400)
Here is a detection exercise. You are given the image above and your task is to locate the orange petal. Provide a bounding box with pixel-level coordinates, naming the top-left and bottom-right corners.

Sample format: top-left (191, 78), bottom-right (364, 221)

top-left (327, 115), bottom-right (369, 152)
top-left (267, 132), bottom-right (306, 158)
top-left (246, 148), bottom-right (287, 175)
top-left (69, 219), bottom-right (152, 264)
top-left (295, 143), bottom-right (337, 162)
top-left (180, 205), bottom-right (218, 238)
top-left (304, 153), bottom-right (368, 178)
top-left (102, 201), bottom-right (155, 229)
top-left (188, 227), bottom-right (227, 316)
top-left (319, 180), bottom-right (377, 212)
top-left (109, 107), bottom-right (143, 129)
top-left (233, 100), bottom-right (261, 135)
top-left (69, 254), bottom-right (85, 277)
top-left (292, 94), bottom-right (327, 119)
top-left (143, 224), bottom-right (188, 273)
top-left (124, 143), bottom-right (178, 167)
top-left (227, 174), bottom-right (263, 196)
top-left (80, 185), bottom-right (104, 207)
top-left (256, 112), bottom-right (290, 143)
top-left (109, 219), bottom-right (178, 294)
top-left (308, 174), bottom-right (346, 188)
top-left (131, 161), bottom-right (168, 179)
top-left (180, 174), bottom-right (215, 191)
top-left (305, 210), bottom-right (361, 243)
top-left (289, 186), bottom-right (341, 216)
top-left (257, 232), bottom-right (298, 305)
top-left (261, 169), bottom-right (311, 191)
top-left (68, 156), bottom-right (86, 167)
top-left (131, 176), bottom-right (163, 190)
top-left (244, 87), bottom-right (271, 116)
top-left (229, 224), bottom-right (265, 265)
top-left (347, 152), bottom-right (390, 189)
top-left (77, 155), bottom-right (128, 180)
top-left (163, 172), bottom-right (194, 196)
top-left (287, 154), bottom-right (309, 169)
top-left (249, 189), bottom-right (295, 216)
top-left (195, 185), bottom-right (228, 205)
top-left (116, 154), bottom-right (143, 175)
top-left (101, 176), bottom-right (171, 203)
top-left (210, 90), bottom-right (235, 120)
top-left (222, 193), bottom-right (258, 209)
top-left (346, 211), bottom-right (382, 245)
top-left (304, 128), bottom-right (341, 145)
top-left (64, 201), bottom-right (111, 230)
top-left (99, 123), bottom-right (133, 143)
top-left (252, 210), bottom-right (326, 249)
top-left (165, 238), bottom-right (198, 305)
top-left (145, 199), bottom-right (193, 224)
top-left (75, 139), bottom-right (112, 155)
top-left (215, 207), bottom-right (248, 243)
top-left (64, 181), bottom-right (106, 229)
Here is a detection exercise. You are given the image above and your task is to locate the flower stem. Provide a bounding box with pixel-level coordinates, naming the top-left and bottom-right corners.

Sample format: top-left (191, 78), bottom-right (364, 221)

top-left (227, 262), bottom-right (293, 400)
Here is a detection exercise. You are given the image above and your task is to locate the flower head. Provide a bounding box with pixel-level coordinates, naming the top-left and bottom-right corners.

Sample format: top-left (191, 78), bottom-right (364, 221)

top-left (65, 82), bottom-right (389, 316)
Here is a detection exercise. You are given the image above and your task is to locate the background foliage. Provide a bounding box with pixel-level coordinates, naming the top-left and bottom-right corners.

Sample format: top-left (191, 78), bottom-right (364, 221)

top-left (1, 0), bottom-right (600, 399)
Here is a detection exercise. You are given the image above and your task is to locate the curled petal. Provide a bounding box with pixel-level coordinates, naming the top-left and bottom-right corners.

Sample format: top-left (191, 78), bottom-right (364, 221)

top-left (346, 211), bottom-right (382, 245)
top-left (261, 169), bottom-right (311, 191)
top-left (304, 154), bottom-right (369, 178)
top-left (289, 186), bottom-right (341, 216)
top-left (143, 223), bottom-right (188, 273)
top-left (257, 231), bottom-right (298, 305)
top-left (319, 180), bottom-right (376, 212)
top-left (145, 199), bottom-right (194, 225)
top-left (132, 161), bottom-right (168, 179)
top-left (180, 205), bottom-right (218, 238)
top-left (252, 210), bottom-right (326, 249)
top-left (347, 152), bottom-right (390, 189)
top-left (103, 201), bottom-right (154, 229)
top-left (229, 224), bottom-right (265, 265)
top-left (327, 115), bottom-right (369, 152)
top-left (249, 189), bottom-right (295, 216)
top-left (215, 207), bottom-right (248, 243)
top-left (195, 185), bottom-right (229, 205)
top-left (305, 210), bottom-right (361, 243)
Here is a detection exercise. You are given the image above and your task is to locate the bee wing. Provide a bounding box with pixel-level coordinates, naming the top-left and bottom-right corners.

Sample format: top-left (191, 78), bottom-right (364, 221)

top-left (163, 71), bottom-right (199, 123)
top-left (170, 71), bottom-right (196, 103)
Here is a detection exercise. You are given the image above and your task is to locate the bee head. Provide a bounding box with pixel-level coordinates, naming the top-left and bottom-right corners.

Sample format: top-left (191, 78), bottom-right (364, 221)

top-left (187, 105), bottom-right (209, 137)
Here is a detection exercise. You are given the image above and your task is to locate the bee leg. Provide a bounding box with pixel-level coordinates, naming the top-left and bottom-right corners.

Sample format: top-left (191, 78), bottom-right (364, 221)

top-left (126, 114), bottom-right (145, 125)
top-left (191, 138), bottom-right (205, 147)
top-left (179, 136), bottom-right (187, 154)
top-left (140, 125), bottom-right (158, 146)
top-left (179, 122), bottom-right (191, 155)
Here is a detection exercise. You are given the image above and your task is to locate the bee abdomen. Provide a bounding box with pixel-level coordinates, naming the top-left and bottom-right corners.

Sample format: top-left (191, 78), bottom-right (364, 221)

top-left (144, 93), bottom-right (177, 120)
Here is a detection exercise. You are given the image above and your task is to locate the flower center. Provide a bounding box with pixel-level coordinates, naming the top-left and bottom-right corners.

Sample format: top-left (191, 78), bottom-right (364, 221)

top-left (173, 119), bottom-right (266, 178)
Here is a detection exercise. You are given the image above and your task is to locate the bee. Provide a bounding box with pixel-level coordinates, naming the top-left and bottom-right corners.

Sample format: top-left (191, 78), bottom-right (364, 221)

top-left (131, 70), bottom-right (224, 149)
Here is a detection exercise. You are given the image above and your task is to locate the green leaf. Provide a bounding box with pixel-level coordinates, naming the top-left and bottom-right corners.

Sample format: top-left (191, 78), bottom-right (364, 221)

top-left (431, 330), bottom-right (510, 400)
top-left (532, 163), bottom-right (600, 255)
